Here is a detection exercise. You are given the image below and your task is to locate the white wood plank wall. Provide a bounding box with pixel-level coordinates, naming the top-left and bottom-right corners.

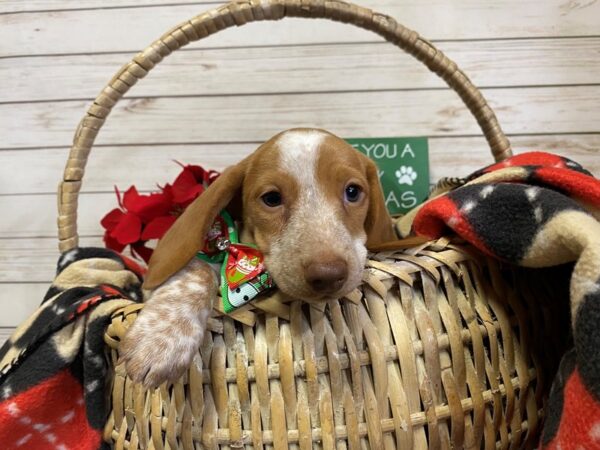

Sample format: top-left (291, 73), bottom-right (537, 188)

top-left (1, 0), bottom-right (599, 344)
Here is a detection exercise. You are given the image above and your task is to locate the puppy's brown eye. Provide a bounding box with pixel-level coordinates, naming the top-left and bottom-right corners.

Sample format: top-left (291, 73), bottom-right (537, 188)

top-left (344, 184), bottom-right (362, 203)
top-left (261, 191), bottom-right (282, 207)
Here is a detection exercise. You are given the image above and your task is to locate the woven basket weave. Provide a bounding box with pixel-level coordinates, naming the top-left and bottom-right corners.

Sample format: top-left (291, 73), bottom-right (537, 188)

top-left (56, 1), bottom-right (566, 448)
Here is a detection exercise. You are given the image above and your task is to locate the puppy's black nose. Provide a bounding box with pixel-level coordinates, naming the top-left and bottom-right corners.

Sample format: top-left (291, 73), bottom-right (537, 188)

top-left (304, 259), bottom-right (348, 294)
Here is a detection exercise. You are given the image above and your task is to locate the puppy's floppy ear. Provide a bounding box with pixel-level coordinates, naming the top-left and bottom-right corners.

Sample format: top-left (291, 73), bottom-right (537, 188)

top-left (143, 159), bottom-right (249, 290)
top-left (363, 157), bottom-right (396, 248)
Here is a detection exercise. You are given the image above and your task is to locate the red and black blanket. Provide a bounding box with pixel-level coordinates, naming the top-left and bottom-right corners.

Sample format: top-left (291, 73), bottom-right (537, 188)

top-left (404, 151), bottom-right (600, 449)
top-left (0, 249), bottom-right (144, 450)
top-left (0, 151), bottom-right (598, 449)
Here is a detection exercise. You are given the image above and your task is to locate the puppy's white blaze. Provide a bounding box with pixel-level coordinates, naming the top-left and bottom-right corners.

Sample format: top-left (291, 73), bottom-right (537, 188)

top-left (277, 130), bottom-right (335, 214)
top-left (276, 130), bottom-right (344, 245)
top-left (276, 129), bottom-right (326, 187)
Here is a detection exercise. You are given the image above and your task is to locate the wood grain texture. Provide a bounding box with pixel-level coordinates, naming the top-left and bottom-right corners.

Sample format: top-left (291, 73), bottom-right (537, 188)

top-left (2, 1), bottom-right (600, 57)
top-left (1, 134), bottom-right (599, 196)
top-left (0, 284), bottom-right (49, 326)
top-left (3, 86), bottom-right (600, 149)
top-left (0, 237), bottom-right (102, 283)
top-left (0, 0), bottom-right (217, 14)
top-left (0, 328), bottom-right (15, 347)
top-left (3, 38), bottom-right (600, 103)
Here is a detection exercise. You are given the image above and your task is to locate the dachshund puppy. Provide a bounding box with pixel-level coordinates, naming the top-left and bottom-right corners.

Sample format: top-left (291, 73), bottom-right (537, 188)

top-left (121, 128), bottom-right (396, 387)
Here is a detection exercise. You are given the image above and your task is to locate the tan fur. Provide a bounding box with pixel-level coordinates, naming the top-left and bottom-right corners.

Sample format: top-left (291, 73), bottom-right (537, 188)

top-left (123, 128), bottom-right (396, 387)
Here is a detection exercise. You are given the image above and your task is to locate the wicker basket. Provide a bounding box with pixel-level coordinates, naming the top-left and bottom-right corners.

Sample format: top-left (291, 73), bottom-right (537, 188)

top-left (56, 1), bottom-right (567, 448)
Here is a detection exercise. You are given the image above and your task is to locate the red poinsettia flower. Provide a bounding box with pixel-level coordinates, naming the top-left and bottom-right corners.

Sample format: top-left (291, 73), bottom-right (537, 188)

top-left (100, 163), bottom-right (219, 263)
top-left (121, 186), bottom-right (173, 223)
top-left (140, 215), bottom-right (178, 240)
top-left (171, 162), bottom-right (220, 207)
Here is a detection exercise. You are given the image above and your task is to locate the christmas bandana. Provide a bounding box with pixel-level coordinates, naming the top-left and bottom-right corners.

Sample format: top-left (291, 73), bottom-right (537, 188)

top-left (0, 248), bottom-right (141, 450)
top-left (197, 211), bottom-right (274, 313)
top-left (404, 151), bottom-right (600, 449)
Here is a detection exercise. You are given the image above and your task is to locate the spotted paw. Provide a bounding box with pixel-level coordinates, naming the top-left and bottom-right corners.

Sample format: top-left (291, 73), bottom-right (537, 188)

top-left (120, 301), bottom-right (207, 388)
top-left (120, 256), bottom-right (216, 387)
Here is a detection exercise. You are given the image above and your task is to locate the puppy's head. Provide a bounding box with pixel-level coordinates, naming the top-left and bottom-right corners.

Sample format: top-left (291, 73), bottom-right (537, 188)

top-left (144, 128), bottom-right (395, 300)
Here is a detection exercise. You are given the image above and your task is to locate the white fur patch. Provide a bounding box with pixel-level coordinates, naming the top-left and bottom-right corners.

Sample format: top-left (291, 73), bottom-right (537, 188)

top-left (275, 130), bottom-right (344, 252)
top-left (276, 129), bottom-right (326, 187)
top-left (275, 129), bottom-right (332, 220)
top-left (353, 237), bottom-right (368, 265)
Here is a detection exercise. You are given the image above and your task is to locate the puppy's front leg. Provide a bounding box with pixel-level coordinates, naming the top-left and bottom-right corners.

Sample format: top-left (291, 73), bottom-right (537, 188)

top-left (121, 258), bottom-right (217, 388)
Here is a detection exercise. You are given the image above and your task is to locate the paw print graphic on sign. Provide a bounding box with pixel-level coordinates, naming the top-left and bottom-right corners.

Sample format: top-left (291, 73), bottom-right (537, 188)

top-left (395, 166), bottom-right (418, 186)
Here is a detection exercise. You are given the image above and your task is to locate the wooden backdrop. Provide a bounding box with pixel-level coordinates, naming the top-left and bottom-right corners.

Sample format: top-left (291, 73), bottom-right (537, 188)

top-left (1, 0), bottom-right (599, 344)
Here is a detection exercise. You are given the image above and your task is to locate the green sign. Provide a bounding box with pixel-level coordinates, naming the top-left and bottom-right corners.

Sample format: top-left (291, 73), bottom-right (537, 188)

top-left (346, 137), bottom-right (429, 215)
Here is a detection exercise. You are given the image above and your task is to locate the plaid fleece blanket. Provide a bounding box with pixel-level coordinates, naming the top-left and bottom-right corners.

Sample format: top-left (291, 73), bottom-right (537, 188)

top-left (0, 152), bottom-right (598, 449)
top-left (400, 152), bottom-right (600, 450)
top-left (0, 249), bottom-right (142, 450)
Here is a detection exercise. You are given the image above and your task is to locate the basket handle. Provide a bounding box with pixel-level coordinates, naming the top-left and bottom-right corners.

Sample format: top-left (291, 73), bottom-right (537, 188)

top-left (57, 0), bottom-right (512, 252)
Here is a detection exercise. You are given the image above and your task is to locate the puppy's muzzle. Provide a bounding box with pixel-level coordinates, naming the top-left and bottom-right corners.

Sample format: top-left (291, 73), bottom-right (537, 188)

top-left (304, 258), bottom-right (348, 295)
